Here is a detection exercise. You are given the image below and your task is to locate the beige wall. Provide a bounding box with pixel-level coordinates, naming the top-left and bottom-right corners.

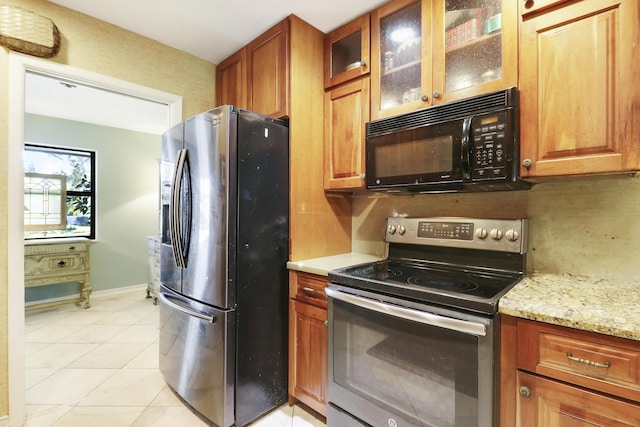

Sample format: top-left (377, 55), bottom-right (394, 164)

top-left (353, 175), bottom-right (640, 282)
top-left (0, 0), bottom-right (217, 417)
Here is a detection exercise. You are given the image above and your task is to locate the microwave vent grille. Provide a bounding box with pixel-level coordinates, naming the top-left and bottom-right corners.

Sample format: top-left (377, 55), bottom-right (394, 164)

top-left (367, 87), bottom-right (516, 136)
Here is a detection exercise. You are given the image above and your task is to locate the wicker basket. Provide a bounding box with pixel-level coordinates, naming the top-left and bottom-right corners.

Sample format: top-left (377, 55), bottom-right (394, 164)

top-left (0, 5), bottom-right (60, 58)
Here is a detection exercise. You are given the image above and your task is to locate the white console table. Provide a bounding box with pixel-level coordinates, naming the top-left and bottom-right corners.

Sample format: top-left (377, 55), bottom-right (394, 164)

top-left (24, 239), bottom-right (92, 309)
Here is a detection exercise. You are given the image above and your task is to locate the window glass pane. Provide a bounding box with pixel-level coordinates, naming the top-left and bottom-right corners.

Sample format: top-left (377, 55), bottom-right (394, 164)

top-left (24, 173), bottom-right (67, 230)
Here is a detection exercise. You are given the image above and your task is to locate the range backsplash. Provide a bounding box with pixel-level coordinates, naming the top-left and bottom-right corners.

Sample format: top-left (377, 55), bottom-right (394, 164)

top-left (352, 175), bottom-right (640, 282)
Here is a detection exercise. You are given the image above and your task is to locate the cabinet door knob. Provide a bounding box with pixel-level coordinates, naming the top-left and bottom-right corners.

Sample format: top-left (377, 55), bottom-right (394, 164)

top-left (519, 386), bottom-right (531, 398)
top-left (359, 60), bottom-right (367, 67)
top-left (421, 95), bottom-right (429, 102)
top-left (522, 159), bottom-right (532, 169)
top-left (57, 260), bottom-right (67, 267)
top-left (432, 91), bottom-right (441, 99)
top-left (360, 173), bottom-right (365, 179)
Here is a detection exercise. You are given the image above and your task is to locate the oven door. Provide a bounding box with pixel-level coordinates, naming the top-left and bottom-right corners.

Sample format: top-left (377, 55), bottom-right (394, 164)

top-left (325, 285), bottom-right (497, 427)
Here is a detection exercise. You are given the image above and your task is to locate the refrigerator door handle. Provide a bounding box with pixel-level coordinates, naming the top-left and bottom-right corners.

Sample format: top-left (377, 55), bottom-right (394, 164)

top-left (170, 149), bottom-right (188, 268)
top-left (159, 291), bottom-right (216, 323)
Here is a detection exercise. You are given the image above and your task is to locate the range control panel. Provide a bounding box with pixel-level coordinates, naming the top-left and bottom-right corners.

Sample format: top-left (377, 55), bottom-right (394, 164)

top-left (385, 217), bottom-right (527, 254)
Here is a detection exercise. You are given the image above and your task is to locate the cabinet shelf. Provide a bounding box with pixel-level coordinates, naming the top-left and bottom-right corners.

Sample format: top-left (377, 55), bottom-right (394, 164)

top-left (445, 30), bottom-right (501, 54)
top-left (382, 59), bottom-right (421, 77)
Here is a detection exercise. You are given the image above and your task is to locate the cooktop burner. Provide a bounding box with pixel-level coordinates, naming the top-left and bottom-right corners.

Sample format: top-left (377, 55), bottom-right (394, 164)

top-left (350, 264), bottom-right (403, 279)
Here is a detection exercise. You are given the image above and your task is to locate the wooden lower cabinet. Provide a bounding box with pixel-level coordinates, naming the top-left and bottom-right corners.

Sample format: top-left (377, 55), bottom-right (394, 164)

top-left (288, 271), bottom-right (328, 416)
top-left (503, 317), bottom-right (640, 427)
top-left (517, 371), bottom-right (640, 426)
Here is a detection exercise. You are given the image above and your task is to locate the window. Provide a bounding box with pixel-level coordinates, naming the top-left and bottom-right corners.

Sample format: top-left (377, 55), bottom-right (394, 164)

top-left (24, 144), bottom-right (96, 239)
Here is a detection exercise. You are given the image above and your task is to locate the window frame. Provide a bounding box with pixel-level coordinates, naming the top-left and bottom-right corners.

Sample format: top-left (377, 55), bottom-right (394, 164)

top-left (24, 143), bottom-right (97, 240)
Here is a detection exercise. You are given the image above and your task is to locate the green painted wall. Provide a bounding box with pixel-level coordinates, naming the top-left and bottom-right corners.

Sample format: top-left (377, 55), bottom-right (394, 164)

top-left (25, 113), bottom-right (160, 301)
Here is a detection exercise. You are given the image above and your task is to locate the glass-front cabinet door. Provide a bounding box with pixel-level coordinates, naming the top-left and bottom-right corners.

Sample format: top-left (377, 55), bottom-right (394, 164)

top-left (371, 0), bottom-right (430, 119)
top-left (433, 0), bottom-right (517, 103)
top-left (325, 15), bottom-right (370, 89)
top-left (372, 0), bottom-right (516, 119)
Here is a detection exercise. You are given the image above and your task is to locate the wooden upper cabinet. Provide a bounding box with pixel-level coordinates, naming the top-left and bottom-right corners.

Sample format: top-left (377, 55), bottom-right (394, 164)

top-left (519, 0), bottom-right (640, 177)
top-left (324, 77), bottom-right (370, 190)
top-left (431, 0), bottom-right (518, 105)
top-left (324, 15), bottom-right (371, 89)
top-left (215, 48), bottom-right (247, 109)
top-left (371, 0), bottom-right (430, 119)
top-left (246, 20), bottom-right (289, 119)
top-left (371, 0), bottom-right (517, 119)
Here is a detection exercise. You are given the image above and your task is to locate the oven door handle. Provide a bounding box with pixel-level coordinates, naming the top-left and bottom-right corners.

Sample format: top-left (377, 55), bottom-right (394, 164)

top-left (325, 288), bottom-right (487, 337)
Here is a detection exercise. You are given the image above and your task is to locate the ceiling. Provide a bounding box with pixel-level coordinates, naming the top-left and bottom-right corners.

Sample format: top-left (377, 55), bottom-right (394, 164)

top-left (26, 0), bottom-right (387, 135)
top-left (49, 0), bottom-right (388, 64)
top-left (25, 72), bottom-right (172, 135)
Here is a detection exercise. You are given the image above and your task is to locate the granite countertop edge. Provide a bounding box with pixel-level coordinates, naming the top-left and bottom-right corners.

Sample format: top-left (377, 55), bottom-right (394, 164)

top-left (287, 253), bottom-right (382, 277)
top-left (499, 273), bottom-right (640, 341)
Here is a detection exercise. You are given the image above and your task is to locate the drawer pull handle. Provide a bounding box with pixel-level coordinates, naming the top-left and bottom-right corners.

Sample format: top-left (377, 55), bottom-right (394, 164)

top-left (566, 352), bottom-right (611, 368)
top-left (302, 287), bottom-right (317, 294)
top-left (69, 246), bottom-right (76, 251)
top-left (57, 260), bottom-right (67, 267)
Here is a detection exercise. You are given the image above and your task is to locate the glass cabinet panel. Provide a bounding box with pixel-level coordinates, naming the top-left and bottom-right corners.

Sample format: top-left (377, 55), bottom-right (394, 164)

top-left (378, 1), bottom-right (422, 111)
top-left (331, 31), bottom-right (363, 78)
top-left (444, 0), bottom-right (503, 93)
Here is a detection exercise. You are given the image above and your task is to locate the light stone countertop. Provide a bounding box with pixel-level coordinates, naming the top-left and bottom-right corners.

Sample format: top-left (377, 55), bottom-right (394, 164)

top-left (287, 253), bottom-right (382, 277)
top-left (499, 273), bottom-right (640, 341)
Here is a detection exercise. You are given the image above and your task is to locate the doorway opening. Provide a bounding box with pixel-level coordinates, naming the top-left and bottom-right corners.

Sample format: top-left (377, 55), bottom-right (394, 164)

top-left (8, 52), bottom-right (182, 427)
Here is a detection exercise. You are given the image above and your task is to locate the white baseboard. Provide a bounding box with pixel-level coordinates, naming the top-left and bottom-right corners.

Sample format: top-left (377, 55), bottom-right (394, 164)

top-left (0, 415), bottom-right (9, 427)
top-left (91, 283), bottom-right (148, 300)
top-left (25, 283), bottom-right (149, 308)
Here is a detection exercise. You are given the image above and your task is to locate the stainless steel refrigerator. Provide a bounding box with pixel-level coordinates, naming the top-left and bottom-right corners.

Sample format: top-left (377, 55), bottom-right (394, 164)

top-left (158, 106), bottom-right (289, 427)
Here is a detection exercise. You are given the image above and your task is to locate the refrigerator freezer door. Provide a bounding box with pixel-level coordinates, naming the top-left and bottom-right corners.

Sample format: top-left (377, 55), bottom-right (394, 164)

top-left (181, 108), bottom-right (233, 309)
top-left (235, 110), bottom-right (289, 426)
top-left (159, 285), bottom-right (235, 427)
top-left (160, 122), bottom-right (183, 294)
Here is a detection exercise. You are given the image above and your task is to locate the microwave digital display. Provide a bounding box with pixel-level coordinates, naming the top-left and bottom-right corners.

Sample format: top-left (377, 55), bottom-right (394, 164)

top-left (374, 134), bottom-right (453, 177)
top-left (480, 115), bottom-right (499, 125)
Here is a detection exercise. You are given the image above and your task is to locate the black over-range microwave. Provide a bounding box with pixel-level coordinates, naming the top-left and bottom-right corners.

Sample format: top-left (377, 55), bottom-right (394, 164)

top-left (365, 87), bottom-right (530, 193)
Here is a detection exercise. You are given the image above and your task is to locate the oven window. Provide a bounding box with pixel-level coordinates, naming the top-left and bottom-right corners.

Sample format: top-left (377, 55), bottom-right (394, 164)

top-left (374, 133), bottom-right (453, 177)
top-left (332, 299), bottom-right (479, 427)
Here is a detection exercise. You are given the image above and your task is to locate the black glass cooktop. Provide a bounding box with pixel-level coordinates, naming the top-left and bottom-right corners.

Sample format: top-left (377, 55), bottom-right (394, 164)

top-left (329, 260), bottom-right (522, 314)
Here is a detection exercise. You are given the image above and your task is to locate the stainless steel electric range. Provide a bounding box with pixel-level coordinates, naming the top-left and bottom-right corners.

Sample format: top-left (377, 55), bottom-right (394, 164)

top-left (325, 217), bottom-right (527, 427)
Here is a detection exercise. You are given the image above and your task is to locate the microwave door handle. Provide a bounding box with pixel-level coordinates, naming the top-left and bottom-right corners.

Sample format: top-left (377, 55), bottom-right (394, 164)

top-left (461, 117), bottom-right (472, 181)
top-left (325, 288), bottom-right (486, 337)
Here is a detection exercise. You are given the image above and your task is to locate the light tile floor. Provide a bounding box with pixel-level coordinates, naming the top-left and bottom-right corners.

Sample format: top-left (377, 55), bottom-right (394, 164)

top-left (24, 290), bottom-right (326, 427)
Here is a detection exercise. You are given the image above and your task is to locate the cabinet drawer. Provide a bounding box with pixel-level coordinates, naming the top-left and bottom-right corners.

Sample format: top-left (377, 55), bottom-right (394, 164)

top-left (290, 271), bottom-right (328, 308)
top-left (517, 318), bottom-right (640, 403)
top-left (25, 242), bottom-right (89, 256)
top-left (25, 252), bottom-right (88, 277)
